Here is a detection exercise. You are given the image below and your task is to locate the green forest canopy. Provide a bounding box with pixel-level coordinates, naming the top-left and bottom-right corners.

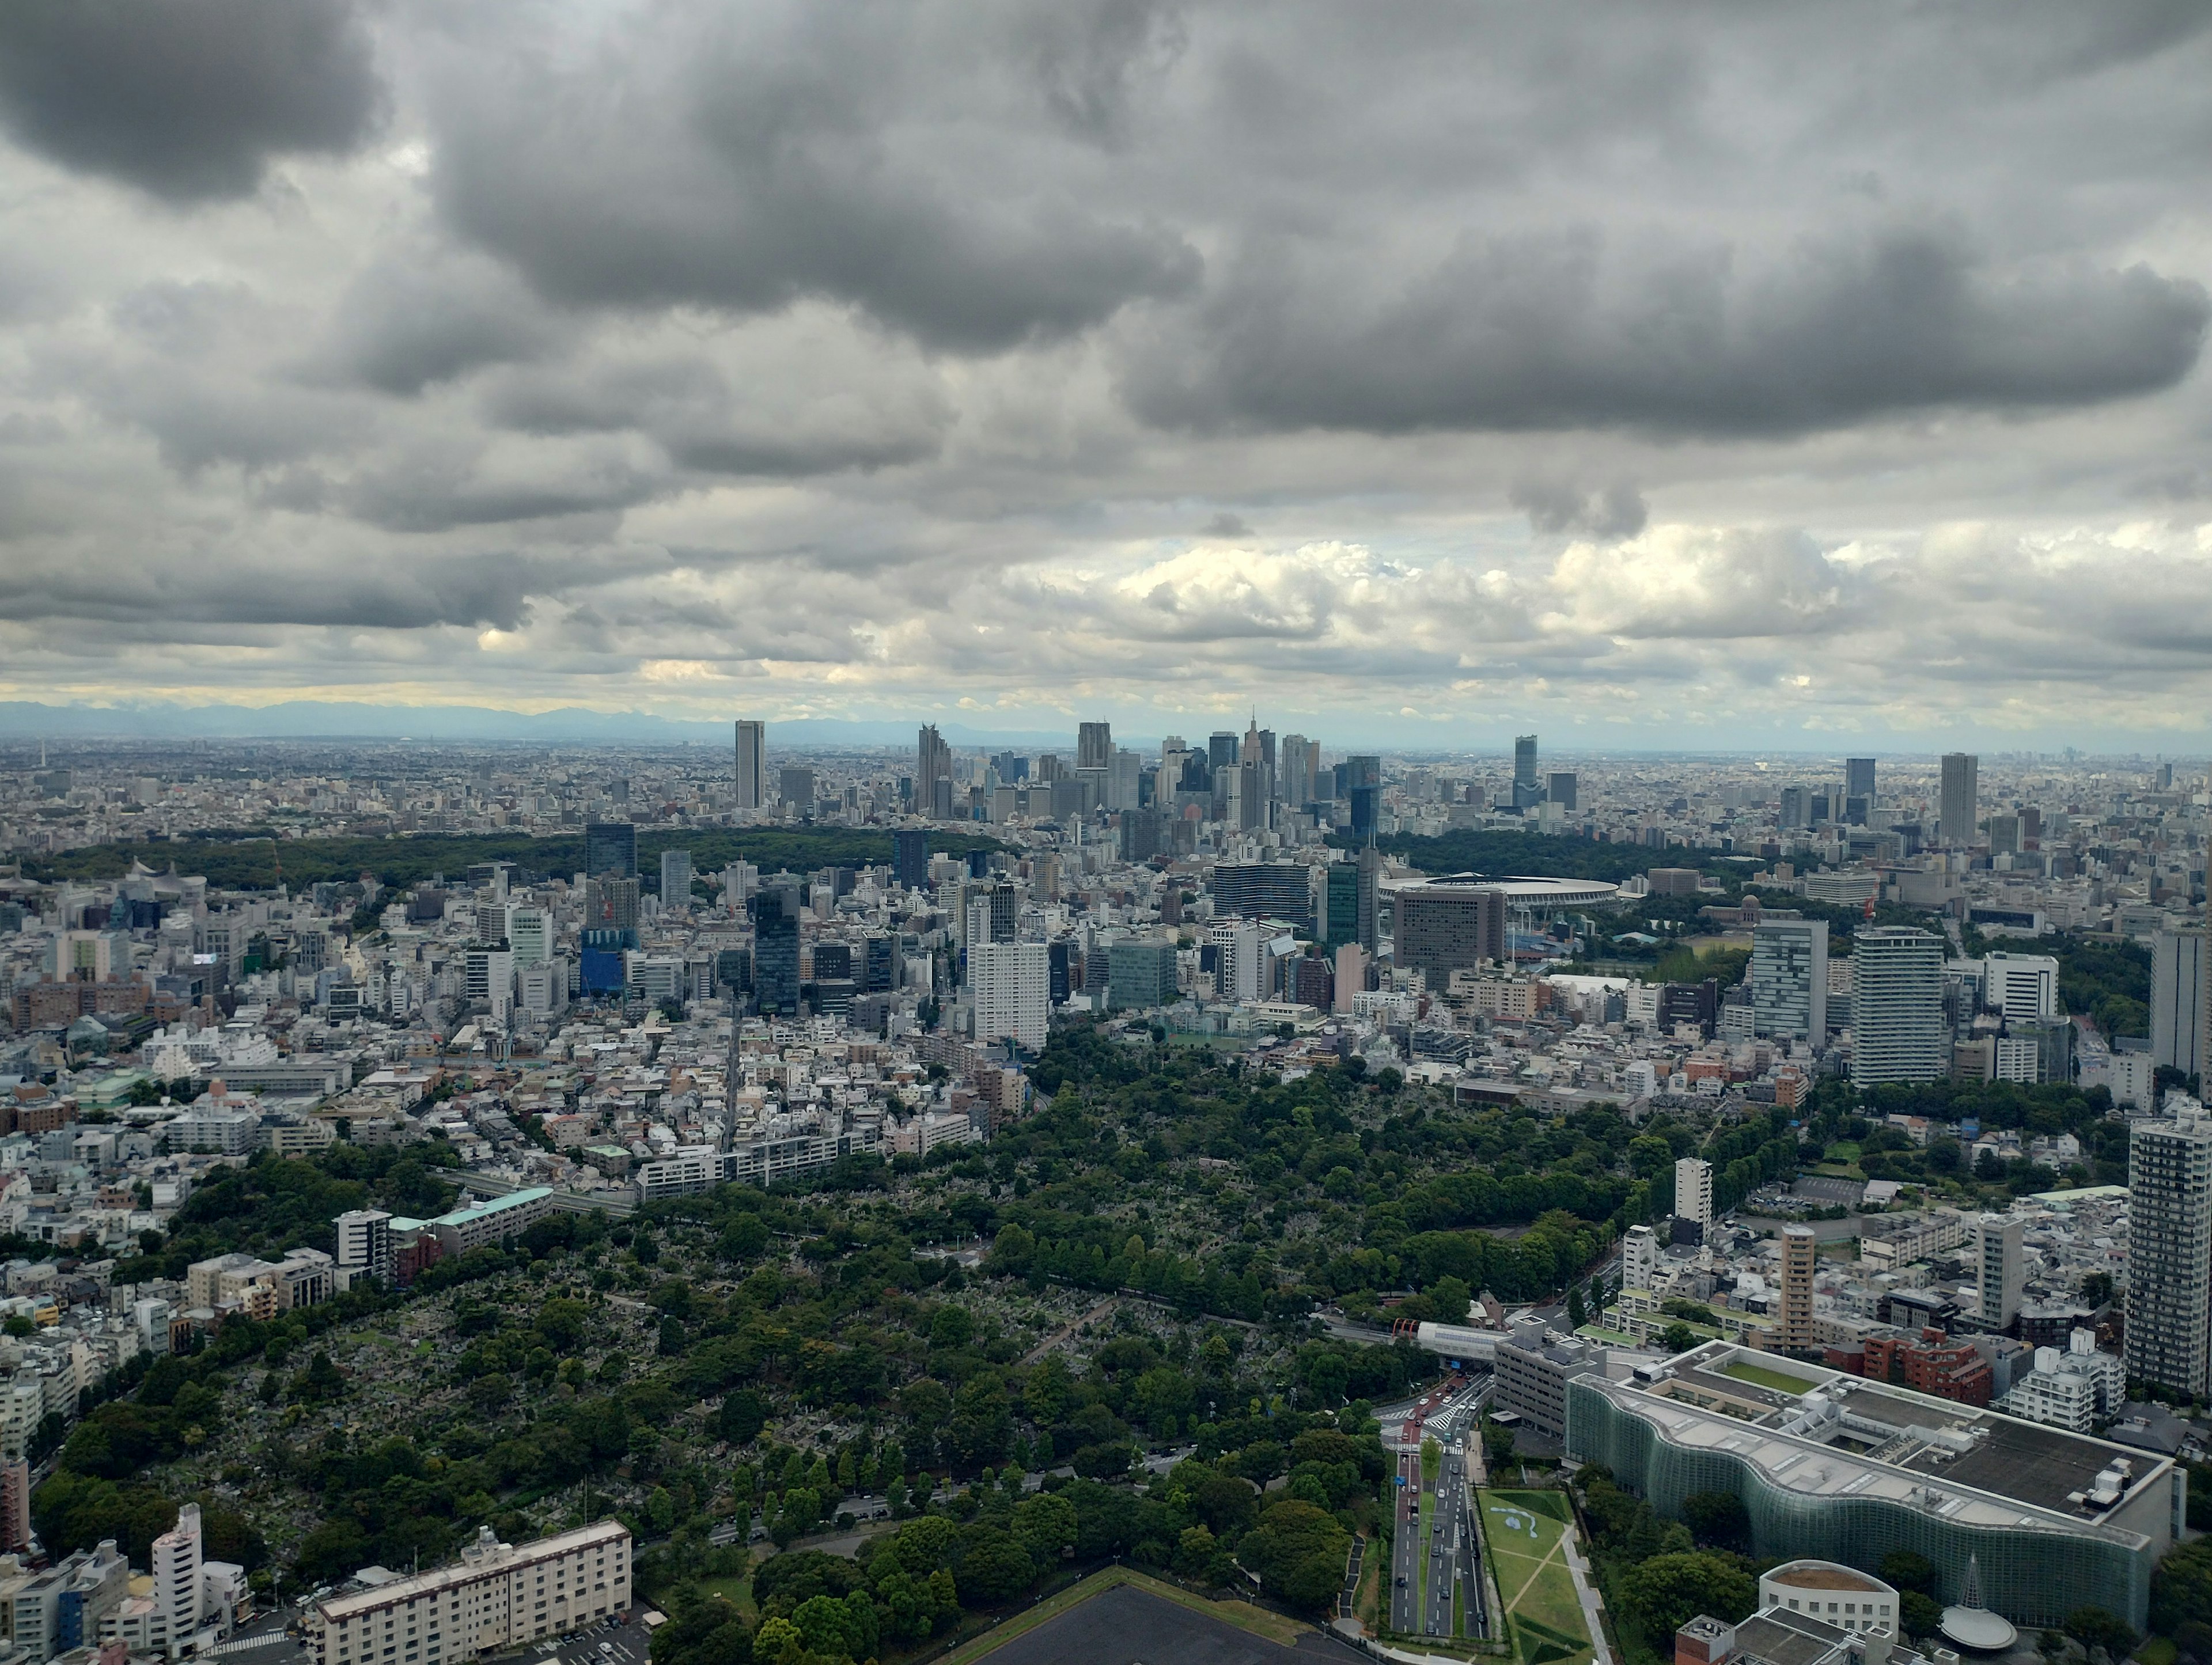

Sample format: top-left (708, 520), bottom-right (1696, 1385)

top-left (21, 826), bottom-right (1003, 893)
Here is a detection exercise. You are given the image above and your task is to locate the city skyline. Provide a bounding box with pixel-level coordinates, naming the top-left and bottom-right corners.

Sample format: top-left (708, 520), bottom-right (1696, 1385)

top-left (0, 7), bottom-right (2208, 746)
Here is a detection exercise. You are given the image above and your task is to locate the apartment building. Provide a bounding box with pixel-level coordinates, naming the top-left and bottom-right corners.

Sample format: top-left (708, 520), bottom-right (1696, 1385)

top-left (305, 1522), bottom-right (630, 1665)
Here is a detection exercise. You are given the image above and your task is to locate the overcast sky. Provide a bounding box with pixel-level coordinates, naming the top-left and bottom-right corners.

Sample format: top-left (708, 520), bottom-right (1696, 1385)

top-left (2, 0), bottom-right (2209, 751)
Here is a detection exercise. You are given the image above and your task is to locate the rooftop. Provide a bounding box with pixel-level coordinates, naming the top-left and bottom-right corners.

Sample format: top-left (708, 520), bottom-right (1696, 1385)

top-left (1587, 1341), bottom-right (2168, 1544)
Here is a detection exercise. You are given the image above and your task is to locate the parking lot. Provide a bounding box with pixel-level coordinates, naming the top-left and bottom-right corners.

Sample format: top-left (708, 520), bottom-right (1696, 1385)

top-left (506, 1614), bottom-right (647, 1665)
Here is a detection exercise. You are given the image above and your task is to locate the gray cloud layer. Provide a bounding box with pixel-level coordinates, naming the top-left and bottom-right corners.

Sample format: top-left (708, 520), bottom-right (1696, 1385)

top-left (0, 0), bottom-right (2209, 742)
top-left (0, 0), bottom-right (381, 202)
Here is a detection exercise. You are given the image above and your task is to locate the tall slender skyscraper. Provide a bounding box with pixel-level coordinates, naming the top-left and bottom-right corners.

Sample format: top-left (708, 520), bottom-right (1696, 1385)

top-left (1513, 735), bottom-right (1541, 809)
top-left (1846, 756), bottom-right (1877, 801)
top-left (1077, 721), bottom-right (1113, 772)
top-left (733, 719), bottom-right (765, 810)
top-left (917, 725), bottom-right (953, 818)
top-left (2127, 1115), bottom-right (2212, 1397)
top-left (1940, 752), bottom-right (1979, 847)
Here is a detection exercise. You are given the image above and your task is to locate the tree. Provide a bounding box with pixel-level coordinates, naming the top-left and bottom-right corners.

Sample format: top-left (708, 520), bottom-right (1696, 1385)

top-left (2063, 1607), bottom-right (2136, 1655)
top-left (1619, 1552), bottom-right (1756, 1640)
top-left (1681, 1492), bottom-right (1750, 1553)
top-left (1236, 1499), bottom-right (1351, 1614)
top-left (955, 1528), bottom-right (1036, 1604)
top-left (1661, 1322), bottom-right (1699, 1354)
top-left (1880, 1552), bottom-right (1938, 1596)
top-left (648, 1596), bottom-right (752, 1665)
top-left (718, 1390), bottom-right (768, 1446)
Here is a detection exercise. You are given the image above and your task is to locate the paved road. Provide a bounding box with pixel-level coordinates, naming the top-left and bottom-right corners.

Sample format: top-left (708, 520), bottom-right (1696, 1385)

top-left (1389, 1440), bottom-right (1421, 1634)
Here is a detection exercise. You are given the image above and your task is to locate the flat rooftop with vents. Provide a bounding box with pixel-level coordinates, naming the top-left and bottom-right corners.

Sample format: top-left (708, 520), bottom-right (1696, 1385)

top-left (1565, 1340), bottom-right (2177, 1632)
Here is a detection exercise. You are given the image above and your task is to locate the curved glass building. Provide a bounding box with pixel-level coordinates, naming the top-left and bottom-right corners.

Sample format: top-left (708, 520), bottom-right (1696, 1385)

top-left (1566, 1342), bottom-right (2176, 1631)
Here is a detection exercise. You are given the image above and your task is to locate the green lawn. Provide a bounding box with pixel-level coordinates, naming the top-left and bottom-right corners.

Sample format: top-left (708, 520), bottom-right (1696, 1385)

top-left (1720, 1358), bottom-right (1819, 1395)
top-left (1481, 1490), bottom-right (1592, 1665)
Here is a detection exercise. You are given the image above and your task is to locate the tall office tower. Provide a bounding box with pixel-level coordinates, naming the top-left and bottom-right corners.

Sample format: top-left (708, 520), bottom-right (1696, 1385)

top-left (1343, 753), bottom-right (1382, 792)
top-left (778, 764), bottom-right (816, 812)
top-left (1281, 735), bottom-right (1315, 806)
top-left (1393, 880), bottom-right (1508, 985)
top-left (1850, 927), bottom-right (1948, 1087)
top-left (1547, 771), bottom-right (1577, 812)
top-left (1077, 720), bottom-right (1113, 772)
top-left (1977, 1213), bottom-right (2024, 1332)
top-left (1355, 843), bottom-right (1381, 953)
top-left (1109, 747), bottom-right (1143, 811)
top-left (1940, 752), bottom-right (1979, 846)
top-left (660, 848), bottom-right (694, 910)
top-left (971, 939), bottom-right (1049, 1050)
top-left (1675, 1156), bottom-right (1714, 1228)
top-left (1322, 862), bottom-right (1360, 948)
top-left (1750, 918), bottom-right (1829, 1041)
top-left (733, 719), bottom-right (766, 809)
top-left (1512, 734), bottom-right (1541, 808)
top-left (1778, 1225), bottom-right (1817, 1351)
top-left (916, 725), bottom-right (953, 818)
top-left (893, 828), bottom-right (930, 892)
top-left (1779, 784), bottom-right (1807, 829)
top-left (584, 820), bottom-right (637, 878)
top-left (2126, 1116), bottom-right (2212, 1397)
top-left (1208, 731), bottom-right (1240, 774)
top-left (1846, 756), bottom-right (1877, 802)
top-left (1333, 943), bottom-right (1368, 1013)
top-left (1234, 760), bottom-right (1264, 829)
top-left (2153, 927), bottom-right (2206, 1079)
top-left (749, 883), bottom-right (801, 1015)
top-left (1620, 1224), bottom-right (1658, 1291)
top-left (1347, 785), bottom-right (1380, 843)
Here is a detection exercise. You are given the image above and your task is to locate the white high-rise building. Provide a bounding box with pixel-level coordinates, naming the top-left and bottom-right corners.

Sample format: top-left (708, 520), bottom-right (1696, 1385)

top-left (733, 720), bottom-right (766, 810)
top-left (2152, 927), bottom-right (2206, 1079)
top-left (1675, 1157), bottom-right (1714, 1228)
top-left (1850, 927), bottom-right (1947, 1088)
top-left (1984, 953), bottom-right (2060, 1022)
top-left (1750, 919), bottom-right (1828, 1042)
top-left (505, 905), bottom-right (549, 966)
top-left (153, 1502), bottom-right (203, 1636)
top-left (1621, 1224), bottom-right (1658, 1291)
top-left (1209, 919), bottom-right (1263, 1003)
top-left (463, 945), bottom-right (513, 1023)
top-left (970, 939), bottom-right (1049, 1050)
top-left (1977, 1212), bottom-right (2024, 1331)
top-left (518, 960), bottom-right (569, 1018)
top-left (2126, 1115), bottom-right (2212, 1398)
top-left (334, 1211), bottom-right (392, 1285)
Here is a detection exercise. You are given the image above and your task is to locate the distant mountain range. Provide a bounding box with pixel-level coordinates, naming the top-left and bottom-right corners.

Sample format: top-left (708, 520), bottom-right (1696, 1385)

top-left (0, 700), bottom-right (1105, 750)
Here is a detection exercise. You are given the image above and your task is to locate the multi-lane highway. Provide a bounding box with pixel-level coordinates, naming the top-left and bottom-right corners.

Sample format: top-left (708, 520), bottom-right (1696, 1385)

top-left (1385, 1378), bottom-right (1489, 1640)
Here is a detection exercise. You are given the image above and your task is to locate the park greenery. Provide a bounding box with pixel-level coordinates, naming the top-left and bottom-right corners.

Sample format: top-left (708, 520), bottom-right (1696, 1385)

top-left (40, 1002), bottom-right (2205, 1663)
top-left (17, 827), bottom-right (1002, 893)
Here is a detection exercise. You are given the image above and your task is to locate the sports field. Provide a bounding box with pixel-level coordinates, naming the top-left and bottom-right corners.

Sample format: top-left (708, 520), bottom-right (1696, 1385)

top-left (1480, 1489), bottom-right (1593, 1665)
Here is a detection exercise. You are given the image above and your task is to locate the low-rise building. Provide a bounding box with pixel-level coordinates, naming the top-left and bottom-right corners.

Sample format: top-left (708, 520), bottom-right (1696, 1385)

top-left (304, 1522), bottom-right (631, 1665)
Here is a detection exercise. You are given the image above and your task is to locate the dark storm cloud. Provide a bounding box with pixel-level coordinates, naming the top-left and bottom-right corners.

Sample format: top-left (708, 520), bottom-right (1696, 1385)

top-left (430, 0), bottom-right (1200, 352)
top-left (0, 0), bottom-right (381, 202)
top-left (1123, 229), bottom-right (2210, 437)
